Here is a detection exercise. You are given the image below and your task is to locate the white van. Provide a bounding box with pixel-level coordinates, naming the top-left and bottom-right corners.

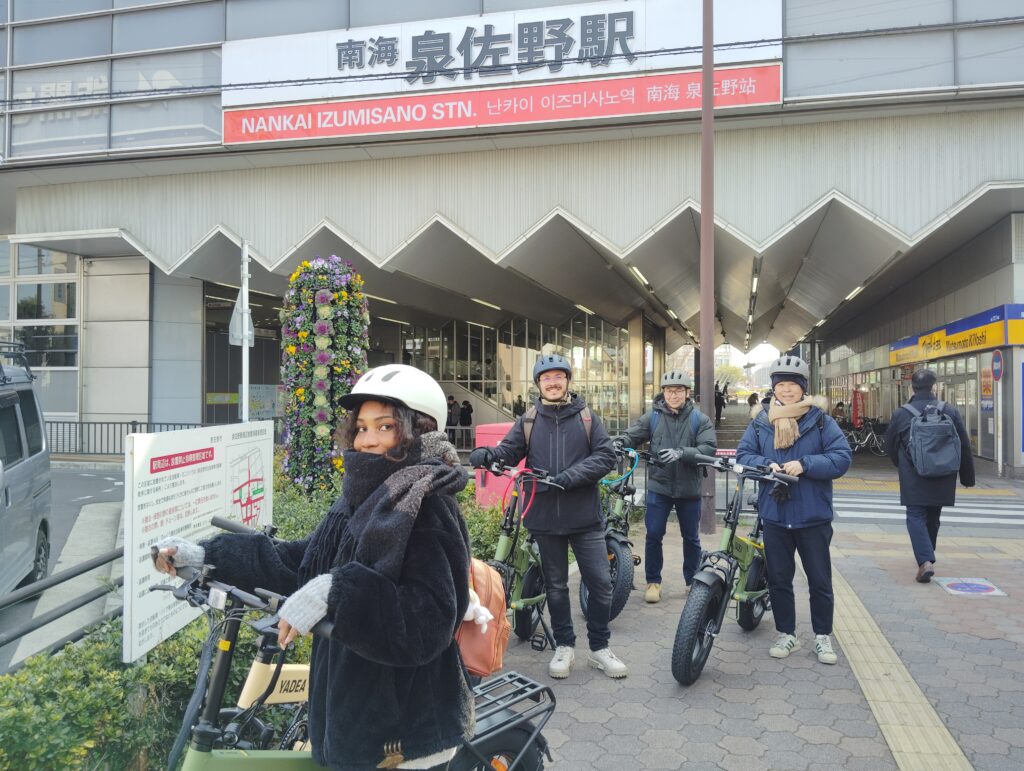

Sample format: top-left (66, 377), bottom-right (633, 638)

top-left (0, 347), bottom-right (51, 598)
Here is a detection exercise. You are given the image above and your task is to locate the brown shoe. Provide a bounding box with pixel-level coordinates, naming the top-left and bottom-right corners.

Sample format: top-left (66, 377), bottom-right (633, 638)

top-left (916, 561), bottom-right (935, 583)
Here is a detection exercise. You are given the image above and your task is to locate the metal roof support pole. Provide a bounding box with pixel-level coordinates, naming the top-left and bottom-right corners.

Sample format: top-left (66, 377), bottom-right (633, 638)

top-left (699, 0), bottom-right (717, 535)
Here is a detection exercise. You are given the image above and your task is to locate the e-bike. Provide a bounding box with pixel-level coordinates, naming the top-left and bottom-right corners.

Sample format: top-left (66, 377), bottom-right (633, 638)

top-left (670, 455), bottom-right (798, 686)
top-left (579, 446), bottom-right (644, 622)
top-left (155, 516), bottom-right (555, 771)
top-left (483, 461), bottom-right (563, 651)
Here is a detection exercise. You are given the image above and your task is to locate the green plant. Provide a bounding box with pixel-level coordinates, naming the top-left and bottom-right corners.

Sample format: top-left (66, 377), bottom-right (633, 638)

top-left (0, 474), bottom-right (329, 771)
top-left (280, 255), bottom-right (369, 493)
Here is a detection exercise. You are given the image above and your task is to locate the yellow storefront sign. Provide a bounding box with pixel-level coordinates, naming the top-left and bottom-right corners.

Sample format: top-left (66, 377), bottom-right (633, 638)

top-left (888, 321), bottom-right (1004, 365)
top-left (1007, 318), bottom-right (1024, 345)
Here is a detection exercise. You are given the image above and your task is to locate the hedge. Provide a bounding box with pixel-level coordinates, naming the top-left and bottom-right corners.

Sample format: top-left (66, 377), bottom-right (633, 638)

top-left (0, 473), bottom-right (499, 771)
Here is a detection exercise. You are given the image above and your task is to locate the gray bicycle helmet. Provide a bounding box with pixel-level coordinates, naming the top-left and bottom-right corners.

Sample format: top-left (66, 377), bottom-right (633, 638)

top-left (533, 354), bottom-right (572, 383)
top-left (660, 370), bottom-right (693, 389)
top-left (768, 355), bottom-right (810, 390)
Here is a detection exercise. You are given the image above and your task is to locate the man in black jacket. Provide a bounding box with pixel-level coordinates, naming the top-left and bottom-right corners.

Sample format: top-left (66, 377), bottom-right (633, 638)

top-left (615, 370), bottom-right (716, 603)
top-left (470, 354), bottom-right (625, 680)
top-left (884, 368), bottom-right (975, 583)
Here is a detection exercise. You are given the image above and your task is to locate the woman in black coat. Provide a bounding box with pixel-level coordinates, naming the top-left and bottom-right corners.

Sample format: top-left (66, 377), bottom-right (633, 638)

top-left (153, 365), bottom-right (473, 770)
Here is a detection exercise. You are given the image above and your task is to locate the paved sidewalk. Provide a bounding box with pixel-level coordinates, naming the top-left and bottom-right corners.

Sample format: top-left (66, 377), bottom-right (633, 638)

top-left (498, 517), bottom-right (1024, 770)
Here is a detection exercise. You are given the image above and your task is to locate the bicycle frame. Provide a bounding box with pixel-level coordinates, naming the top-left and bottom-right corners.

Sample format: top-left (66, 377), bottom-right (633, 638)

top-left (489, 464), bottom-right (556, 650)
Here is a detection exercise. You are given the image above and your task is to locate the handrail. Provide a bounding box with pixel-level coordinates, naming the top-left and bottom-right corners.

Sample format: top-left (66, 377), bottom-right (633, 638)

top-left (0, 577), bottom-right (124, 648)
top-left (0, 548), bottom-right (122, 612)
top-left (3, 607), bottom-right (123, 677)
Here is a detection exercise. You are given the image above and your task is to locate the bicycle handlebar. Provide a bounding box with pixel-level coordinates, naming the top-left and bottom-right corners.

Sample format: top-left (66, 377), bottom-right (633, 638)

top-left (692, 453), bottom-right (800, 485)
top-left (484, 460), bottom-right (565, 490)
top-left (151, 524), bottom-right (335, 640)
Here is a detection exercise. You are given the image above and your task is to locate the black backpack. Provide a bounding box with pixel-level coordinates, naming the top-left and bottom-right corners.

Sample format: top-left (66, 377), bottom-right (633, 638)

top-left (900, 401), bottom-right (961, 477)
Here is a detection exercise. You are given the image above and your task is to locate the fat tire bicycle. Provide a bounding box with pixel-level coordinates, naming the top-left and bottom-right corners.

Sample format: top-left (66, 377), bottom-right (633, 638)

top-left (670, 455), bottom-right (798, 686)
top-left (483, 461), bottom-right (563, 652)
top-left (155, 516), bottom-right (555, 771)
top-left (579, 446), bottom-right (645, 622)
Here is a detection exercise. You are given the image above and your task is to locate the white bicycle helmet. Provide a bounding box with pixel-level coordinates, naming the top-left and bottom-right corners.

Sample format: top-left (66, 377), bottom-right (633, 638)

top-left (338, 364), bottom-right (448, 429)
top-left (661, 370), bottom-right (693, 388)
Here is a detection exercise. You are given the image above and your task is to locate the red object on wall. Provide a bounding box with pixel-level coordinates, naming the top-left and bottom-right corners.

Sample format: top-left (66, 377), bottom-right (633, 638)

top-left (473, 422), bottom-right (526, 508)
top-left (851, 391), bottom-right (865, 428)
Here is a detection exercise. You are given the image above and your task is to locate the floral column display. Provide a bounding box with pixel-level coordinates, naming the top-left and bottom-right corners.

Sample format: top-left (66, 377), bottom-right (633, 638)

top-left (281, 255), bottom-right (369, 491)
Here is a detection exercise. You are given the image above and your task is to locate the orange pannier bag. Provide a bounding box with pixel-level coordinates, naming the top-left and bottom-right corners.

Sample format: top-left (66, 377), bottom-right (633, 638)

top-left (455, 558), bottom-right (511, 678)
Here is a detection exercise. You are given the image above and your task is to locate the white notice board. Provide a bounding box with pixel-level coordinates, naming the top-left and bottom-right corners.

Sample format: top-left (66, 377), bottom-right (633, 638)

top-left (122, 421), bottom-right (274, 663)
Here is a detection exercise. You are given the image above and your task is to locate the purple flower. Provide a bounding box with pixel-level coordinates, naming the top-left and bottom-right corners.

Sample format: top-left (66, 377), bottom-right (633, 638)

top-left (313, 379), bottom-right (329, 392)
top-left (315, 289), bottom-right (332, 305)
top-left (314, 409), bottom-right (330, 423)
top-left (314, 320), bottom-right (332, 336)
top-left (315, 350), bottom-right (333, 365)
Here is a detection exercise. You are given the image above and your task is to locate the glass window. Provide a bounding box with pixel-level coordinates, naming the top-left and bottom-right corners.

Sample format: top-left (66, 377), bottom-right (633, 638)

top-left (14, 0), bottom-right (111, 21)
top-left (15, 325), bottom-right (79, 367)
top-left (10, 106), bottom-right (109, 157)
top-left (113, 2), bottom-right (226, 54)
top-left (111, 95), bottom-right (221, 148)
top-left (13, 16), bottom-right (112, 65)
top-left (33, 369), bottom-right (78, 413)
top-left (227, 0), bottom-right (349, 40)
top-left (16, 284), bottom-right (77, 320)
top-left (112, 49), bottom-right (221, 96)
top-left (0, 287), bottom-right (10, 321)
top-left (0, 244), bottom-right (9, 277)
top-left (16, 246), bottom-right (78, 276)
top-left (0, 404), bottom-right (24, 466)
top-left (13, 61), bottom-right (110, 107)
top-left (17, 391), bottom-right (44, 456)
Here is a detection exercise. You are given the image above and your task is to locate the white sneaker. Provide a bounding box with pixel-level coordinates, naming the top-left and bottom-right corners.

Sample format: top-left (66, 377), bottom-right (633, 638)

top-left (588, 648), bottom-right (628, 678)
top-left (815, 634), bottom-right (838, 665)
top-left (548, 646), bottom-right (575, 679)
top-left (769, 633), bottom-right (801, 659)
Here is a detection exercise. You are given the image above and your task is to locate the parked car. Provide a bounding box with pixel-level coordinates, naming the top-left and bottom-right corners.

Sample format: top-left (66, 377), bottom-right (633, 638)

top-left (0, 345), bottom-right (51, 599)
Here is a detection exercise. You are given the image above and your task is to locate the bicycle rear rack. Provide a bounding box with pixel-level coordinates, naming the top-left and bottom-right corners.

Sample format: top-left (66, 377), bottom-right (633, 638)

top-left (464, 671), bottom-right (556, 769)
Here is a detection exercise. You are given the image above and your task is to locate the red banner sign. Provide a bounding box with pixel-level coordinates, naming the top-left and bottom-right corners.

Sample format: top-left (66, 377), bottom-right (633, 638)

top-left (150, 447), bottom-right (215, 474)
top-left (224, 64), bottom-right (781, 145)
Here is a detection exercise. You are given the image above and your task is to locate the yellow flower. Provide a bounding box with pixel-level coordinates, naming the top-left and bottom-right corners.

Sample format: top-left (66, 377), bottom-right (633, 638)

top-left (297, 330), bottom-right (309, 340)
top-left (286, 344), bottom-right (296, 355)
top-left (295, 387), bottom-right (305, 400)
top-left (340, 291), bottom-right (349, 301)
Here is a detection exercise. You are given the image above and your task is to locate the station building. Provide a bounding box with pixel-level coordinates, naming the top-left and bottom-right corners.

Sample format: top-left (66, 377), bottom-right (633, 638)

top-left (1, 0), bottom-right (1024, 470)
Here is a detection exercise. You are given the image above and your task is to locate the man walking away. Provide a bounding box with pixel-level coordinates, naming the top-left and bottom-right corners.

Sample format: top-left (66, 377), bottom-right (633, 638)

top-left (884, 369), bottom-right (975, 583)
top-left (469, 354), bottom-right (626, 680)
top-left (614, 370), bottom-right (716, 603)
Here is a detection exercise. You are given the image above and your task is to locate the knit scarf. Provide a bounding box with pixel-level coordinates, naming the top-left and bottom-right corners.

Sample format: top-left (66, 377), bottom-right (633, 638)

top-left (767, 398), bottom-right (813, 450)
top-left (298, 431), bottom-right (467, 583)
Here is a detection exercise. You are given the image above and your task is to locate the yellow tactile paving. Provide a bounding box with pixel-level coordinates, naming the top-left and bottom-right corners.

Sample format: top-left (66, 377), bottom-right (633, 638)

top-left (832, 566), bottom-right (973, 771)
top-left (838, 533), bottom-right (1024, 562)
top-left (834, 478), bottom-right (1016, 496)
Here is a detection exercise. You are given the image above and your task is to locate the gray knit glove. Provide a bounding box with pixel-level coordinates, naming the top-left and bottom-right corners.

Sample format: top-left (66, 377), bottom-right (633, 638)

top-left (153, 536), bottom-right (205, 569)
top-left (279, 574), bottom-right (333, 635)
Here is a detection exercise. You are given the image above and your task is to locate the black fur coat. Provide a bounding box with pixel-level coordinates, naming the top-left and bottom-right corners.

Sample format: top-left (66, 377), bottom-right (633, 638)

top-left (202, 439), bottom-right (473, 770)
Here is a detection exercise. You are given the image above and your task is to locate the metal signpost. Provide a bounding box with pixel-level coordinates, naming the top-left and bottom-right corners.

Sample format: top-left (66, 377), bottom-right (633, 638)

top-left (228, 240), bottom-right (255, 422)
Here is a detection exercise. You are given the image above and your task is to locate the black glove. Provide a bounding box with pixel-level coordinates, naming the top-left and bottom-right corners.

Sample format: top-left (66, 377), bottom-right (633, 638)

top-left (549, 472), bottom-right (571, 490)
top-left (770, 482), bottom-right (790, 503)
top-left (468, 447), bottom-right (494, 469)
top-left (612, 437), bottom-right (626, 452)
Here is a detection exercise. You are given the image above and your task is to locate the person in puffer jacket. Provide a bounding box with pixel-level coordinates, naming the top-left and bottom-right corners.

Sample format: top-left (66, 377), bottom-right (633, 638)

top-left (469, 354), bottom-right (624, 682)
top-left (614, 370), bottom-right (716, 603)
top-left (736, 355), bottom-right (851, 667)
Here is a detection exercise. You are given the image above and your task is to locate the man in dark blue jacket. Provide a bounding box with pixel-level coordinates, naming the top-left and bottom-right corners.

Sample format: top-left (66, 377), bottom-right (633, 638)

top-left (884, 368), bottom-right (975, 582)
top-left (469, 354), bottom-right (624, 680)
top-left (737, 355), bottom-right (851, 665)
